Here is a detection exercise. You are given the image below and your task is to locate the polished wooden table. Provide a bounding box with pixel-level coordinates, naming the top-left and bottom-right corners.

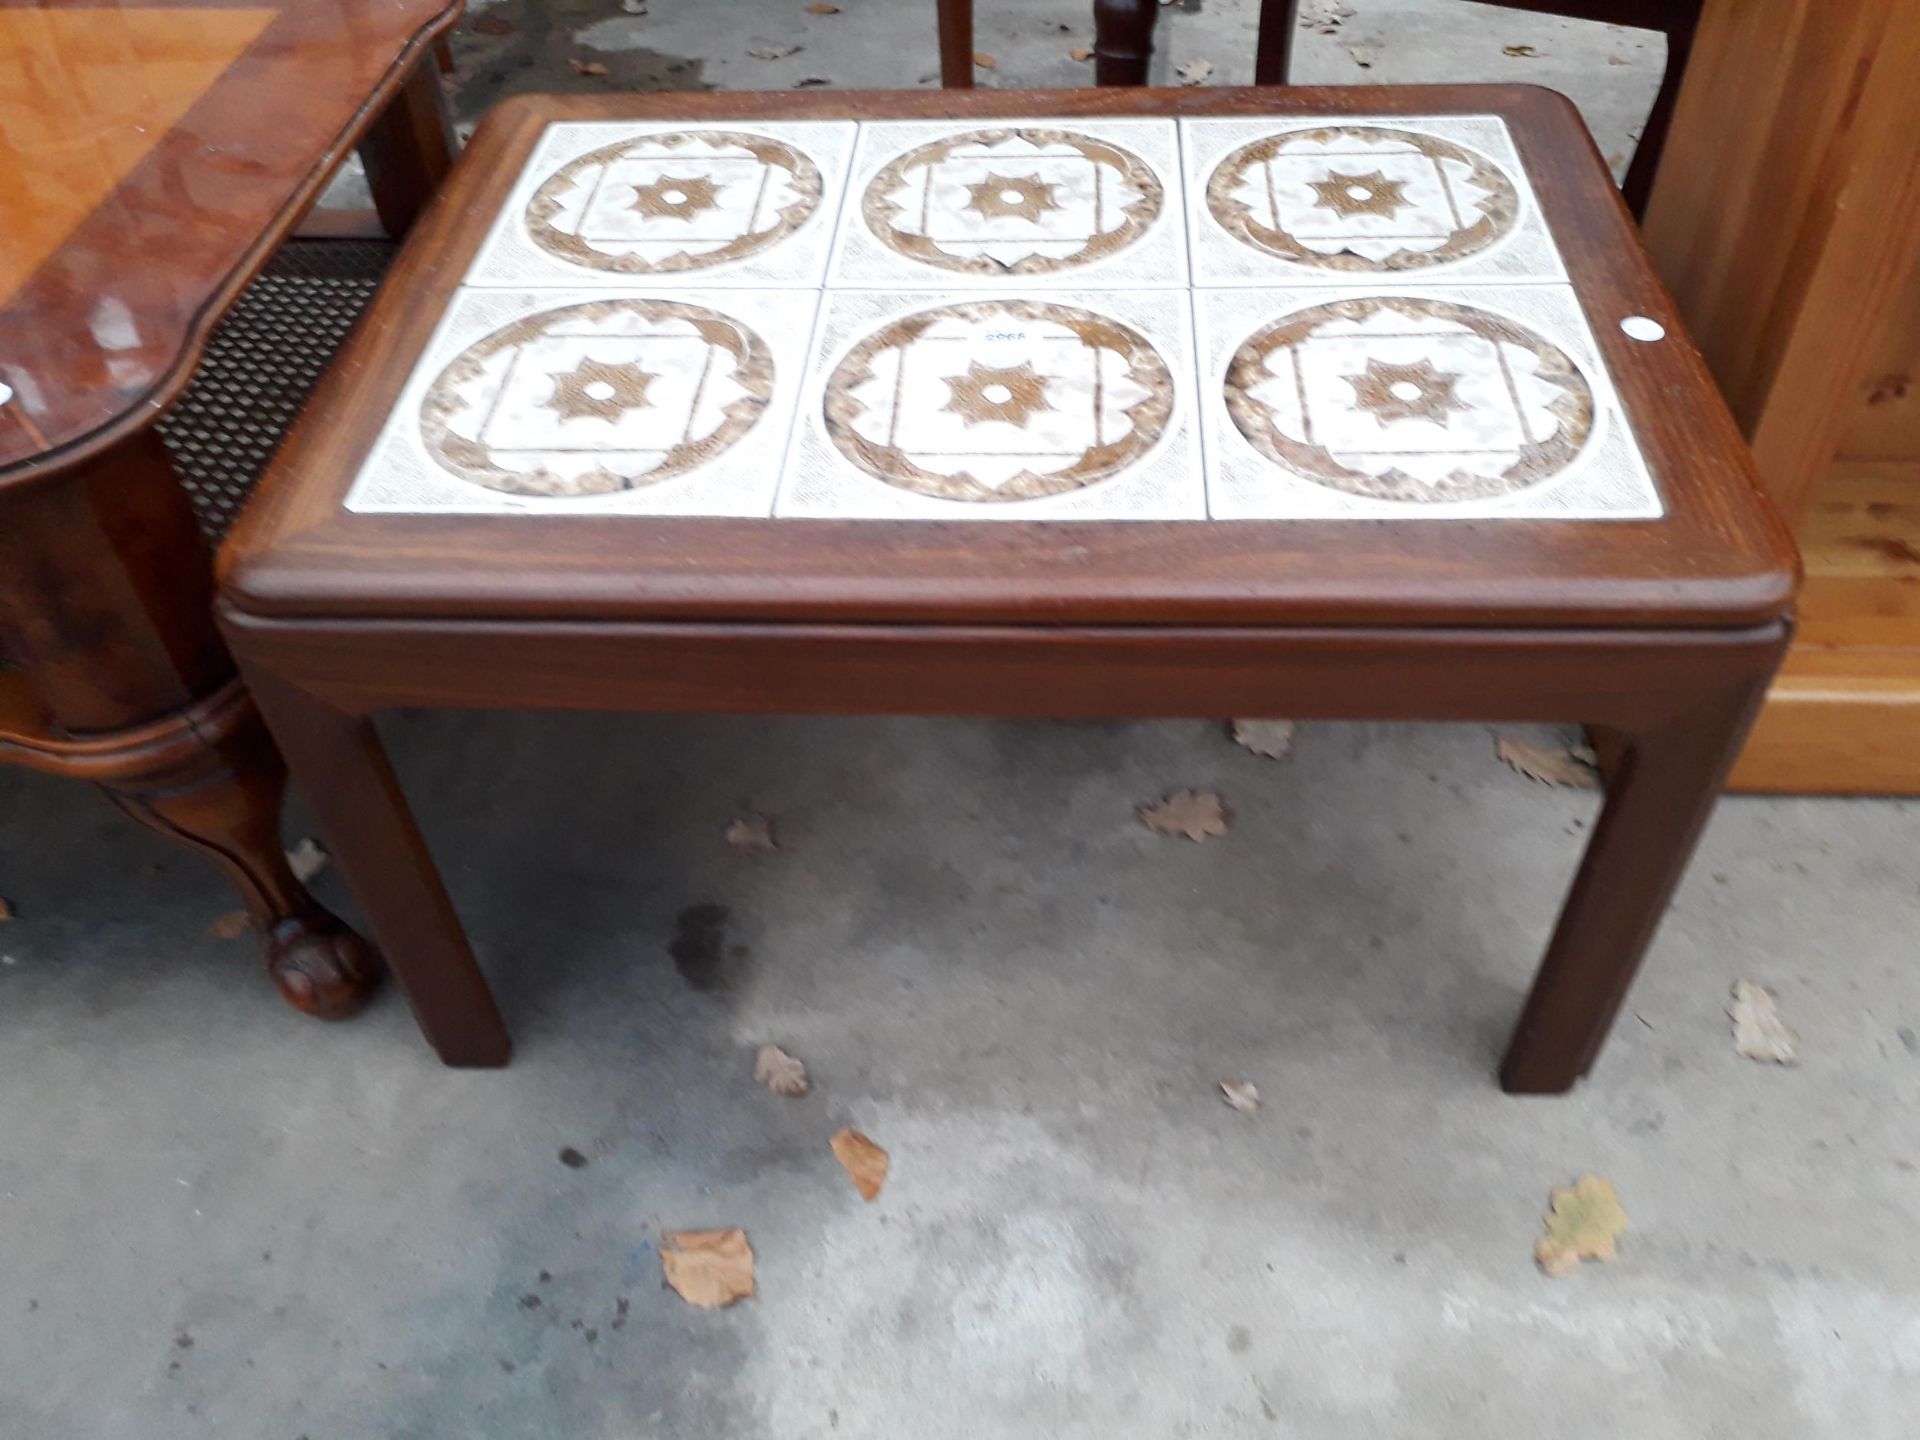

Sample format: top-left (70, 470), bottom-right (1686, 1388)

top-left (0, 0), bottom-right (460, 1016)
top-left (219, 86), bottom-right (1797, 1091)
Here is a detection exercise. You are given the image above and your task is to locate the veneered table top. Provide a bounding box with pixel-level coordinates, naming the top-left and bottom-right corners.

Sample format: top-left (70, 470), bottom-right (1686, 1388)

top-left (0, 0), bottom-right (459, 482)
top-left (222, 86), bottom-right (1798, 633)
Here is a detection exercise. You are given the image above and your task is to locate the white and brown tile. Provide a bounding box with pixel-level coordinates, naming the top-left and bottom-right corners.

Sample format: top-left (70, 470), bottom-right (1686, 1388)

top-left (776, 289), bottom-right (1202, 519)
top-left (343, 287), bottom-right (817, 515)
top-left (463, 121), bottom-right (856, 288)
top-left (1194, 284), bottom-right (1661, 519)
top-left (826, 119), bottom-right (1188, 290)
top-left (1182, 116), bottom-right (1565, 287)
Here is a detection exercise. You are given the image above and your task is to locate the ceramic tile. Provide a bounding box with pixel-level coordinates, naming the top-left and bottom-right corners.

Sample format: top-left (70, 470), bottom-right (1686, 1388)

top-left (1194, 284), bottom-right (1662, 520)
top-left (826, 119), bottom-right (1188, 290)
top-left (775, 288), bottom-right (1203, 520)
top-left (1180, 116), bottom-right (1566, 288)
top-left (463, 121), bottom-right (857, 288)
top-left (343, 287), bottom-right (817, 515)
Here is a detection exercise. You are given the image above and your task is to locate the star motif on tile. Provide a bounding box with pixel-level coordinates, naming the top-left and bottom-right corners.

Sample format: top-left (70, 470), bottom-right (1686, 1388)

top-left (1308, 169), bottom-right (1411, 220)
top-left (628, 174), bottom-right (724, 221)
top-left (963, 172), bottom-right (1061, 223)
top-left (1342, 357), bottom-right (1470, 427)
top-left (941, 361), bottom-right (1055, 428)
top-left (545, 357), bottom-right (657, 423)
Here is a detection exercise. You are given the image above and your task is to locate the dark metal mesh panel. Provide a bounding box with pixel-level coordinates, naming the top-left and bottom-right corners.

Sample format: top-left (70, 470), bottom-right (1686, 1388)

top-left (158, 238), bottom-right (396, 541)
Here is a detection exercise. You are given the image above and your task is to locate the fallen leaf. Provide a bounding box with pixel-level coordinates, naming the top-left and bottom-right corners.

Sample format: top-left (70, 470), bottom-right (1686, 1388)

top-left (567, 58), bottom-right (609, 76)
top-left (1346, 44), bottom-right (1377, 68)
top-left (725, 814), bottom-right (778, 853)
top-left (830, 1128), bottom-right (889, 1200)
top-left (208, 910), bottom-right (250, 940)
top-left (1504, 43), bottom-right (1540, 57)
top-left (754, 1044), bottom-right (810, 1096)
top-left (1138, 788), bottom-right (1230, 842)
top-left (1220, 1079), bottom-right (1260, 1114)
top-left (807, 1), bottom-right (839, 11)
top-left (973, 51), bottom-right (997, 69)
top-left (1230, 718), bottom-right (1296, 760)
top-left (1728, 980), bottom-right (1798, 1064)
top-left (1069, 46), bottom-right (1095, 61)
top-left (1176, 58), bottom-right (1214, 86)
top-left (796, 76), bottom-right (832, 87)
top-left (1298, 0), bottom-right (1355, 31)
top-left (0, 897), bottom-right (13, 921)
top-left (1607, 53), bottom-right (1627, 65)
top-left (1606, 152), bottom-right (1626, 170)
top-left (471, 15), bottom-right (513, 35)
top-left (748, 41), bottom-right (803, 60)
top-left (661, 1229), bottom-right (755, 1308)
top-left (1535, 1175), bottom-right (1627, 1276)
top-left (285, 837), bottom-right (329, 883)
top-left (1496, 736), bottom-right (1600, 789)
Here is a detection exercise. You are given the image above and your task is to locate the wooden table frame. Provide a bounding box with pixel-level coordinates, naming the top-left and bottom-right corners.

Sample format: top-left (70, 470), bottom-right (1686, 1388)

top-left (218, 86), bottom-right (1798, 1092)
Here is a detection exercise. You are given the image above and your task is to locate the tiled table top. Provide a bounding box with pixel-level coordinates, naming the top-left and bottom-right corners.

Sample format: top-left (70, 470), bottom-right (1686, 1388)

top-left (343, 115), bottom-right (1665, 523)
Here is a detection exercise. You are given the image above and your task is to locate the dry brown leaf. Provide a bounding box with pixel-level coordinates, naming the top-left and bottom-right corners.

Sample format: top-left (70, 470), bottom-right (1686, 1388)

top-left (1504, 43), bottom-right (1541, 57)
top-left (0, 897), bottom-right (13, 922)
top-left (1607, 53), bottom-right (1628, 64)
top-left (1069, 46), bottom-right (1095, 61)
top-left (1298, 0), bottom-right (1355, 31)
top-left (285, 837), bottom-right (329, 883)
top-left (807, 1), bottom-right (839, 11)
top-left (208, 910), bottom-right (250, 940)
top-left (1220, 1079), bottom-right (1260, 1114)
top-left (471, 15), bottom-right (513, 35)
top-left (1496, 736), bottom-right (1599, 789)
top-left (973, 51), bottom-right (997, 69)
top-left (748, 41), bottom-right (803, 60)
top-left (568, 58), bottom-right (610, 76)
top-left (1138, 789), bottom-right (1230, 842)
top-left (725, 814), bottom-right (778, 853)
top-left (1230, 719), bottom-right (1296, 760)
top-left (1535, 1175), bottom-right (1627, 1276)
top-left (1728, 980), bottom-right (1798, 1064)
top-left (1176, 58), bottom-right (1214, 86)
top-left (830, 1128), bottom-right (889, 1200)
top-left (661, 1229), bottom-right (755, 1308)
top-left (754, 1043), bottom-right (810, 1096)
top-left (1346, 44), bottom-right (1377, 67)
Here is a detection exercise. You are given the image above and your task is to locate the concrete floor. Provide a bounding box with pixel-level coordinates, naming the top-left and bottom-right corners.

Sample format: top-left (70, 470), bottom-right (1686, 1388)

top-left (9, 2), bottom-right (1920, 1436)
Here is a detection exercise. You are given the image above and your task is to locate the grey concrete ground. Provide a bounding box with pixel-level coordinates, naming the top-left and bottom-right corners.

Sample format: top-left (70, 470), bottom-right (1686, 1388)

top-left (10, 2), bottom-right (1920, 1436)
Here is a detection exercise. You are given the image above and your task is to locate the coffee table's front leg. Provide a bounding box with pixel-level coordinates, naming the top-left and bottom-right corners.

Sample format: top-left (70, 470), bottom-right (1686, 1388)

top-left (357, 58), bottom-right (458, 239)
top-left (242, 666), bottom-right (511, 1067)
top-left (1093, 0), bottom-right (1158, 84)
top-left (1499, 666), bottom-right (1776, 1093)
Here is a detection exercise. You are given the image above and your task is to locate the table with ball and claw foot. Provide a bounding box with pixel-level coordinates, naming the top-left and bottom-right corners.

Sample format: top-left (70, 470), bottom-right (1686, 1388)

top-left (0, 0), bottom-right (460, 1018)
top-left (217, 86), bottom-right (1797, 1090)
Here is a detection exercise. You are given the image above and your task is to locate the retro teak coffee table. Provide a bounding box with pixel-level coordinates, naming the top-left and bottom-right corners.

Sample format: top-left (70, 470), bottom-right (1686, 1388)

top-left (218, 88), bottom-right (1797, 1092)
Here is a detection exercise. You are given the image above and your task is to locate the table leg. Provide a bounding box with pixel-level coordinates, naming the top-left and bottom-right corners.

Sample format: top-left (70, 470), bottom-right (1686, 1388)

top-left (1094, 0), bottom-right (1158, 85)
top-left (241, 669), bottom-right (511, 1067)
top-left (1498, 668), bottom-right (1775, 1093)
top-left (937, 0), bottom-right (975, 88)
top-left (0, 432), bottom-right (379, 1018)
top-left (357, 59), bottom-right (457, 239)
top-left (1254, 0), bottom-right (1297, 84)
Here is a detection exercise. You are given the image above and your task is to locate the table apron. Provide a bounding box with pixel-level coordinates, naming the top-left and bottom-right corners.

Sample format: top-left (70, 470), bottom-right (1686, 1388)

top-left (219, 612), bottom-right (1791, 730)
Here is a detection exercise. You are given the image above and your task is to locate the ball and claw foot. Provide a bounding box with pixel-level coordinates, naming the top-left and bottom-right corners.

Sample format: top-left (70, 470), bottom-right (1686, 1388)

top-left (265, 907), bottom-right (384, 1019)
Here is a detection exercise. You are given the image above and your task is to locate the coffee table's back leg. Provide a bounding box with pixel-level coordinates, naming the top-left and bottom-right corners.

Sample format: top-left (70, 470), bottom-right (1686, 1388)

top-left (357, 59), bottom-right (457, 239)
top-left (1094, 0), bottom-right (1158, 85)
top-left (1499, 663), bottom-right (1778, 1093)
top-left (0, 432), bottom-right (379, 1019)
top-left (242, 665), bottom-right (512, 1067)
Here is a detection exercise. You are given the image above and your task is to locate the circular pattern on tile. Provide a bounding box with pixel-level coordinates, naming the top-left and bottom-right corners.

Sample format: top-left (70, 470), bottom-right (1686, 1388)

top-left (524, 130), bottom-right (823, 274)
top-left (1206, 125), bottom-right (1519, 272)
top-left (824, 299), bottom-right (1173, 502)
top-left (862, 127), bottom-right (1162, 275)
top-left (1225, 295), bottom-right (1594, 503)
top-left (420, 299), bottom-right (774, 496)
